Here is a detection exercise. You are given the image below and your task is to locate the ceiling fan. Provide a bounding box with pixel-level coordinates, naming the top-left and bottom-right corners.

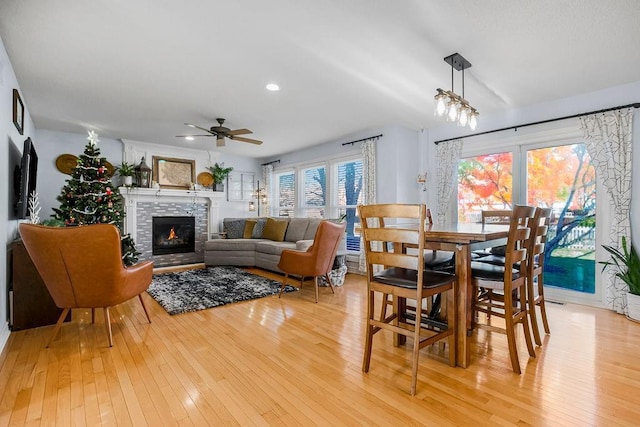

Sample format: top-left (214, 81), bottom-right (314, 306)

top-left (177, 118), bottom-right (263, 147)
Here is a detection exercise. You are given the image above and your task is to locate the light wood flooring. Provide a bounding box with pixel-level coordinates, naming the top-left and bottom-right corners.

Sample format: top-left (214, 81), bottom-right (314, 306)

top-left (1, 269), bottom-right (639, 426)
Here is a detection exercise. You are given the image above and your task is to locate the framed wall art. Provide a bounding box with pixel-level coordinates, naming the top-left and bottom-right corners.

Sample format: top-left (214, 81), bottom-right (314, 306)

top-left (227, 171), bottom-right (255, 201)
top-left (152, 156), bottom-right (195, 189)
top-left (13, 89), bottom-right (24, 135)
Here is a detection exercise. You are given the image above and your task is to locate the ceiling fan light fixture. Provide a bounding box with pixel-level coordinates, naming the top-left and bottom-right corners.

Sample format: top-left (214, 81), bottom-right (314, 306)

top-left (185, 136), bottom-right (194, 141)
top-left (266, 83), bottom-right (280, 91)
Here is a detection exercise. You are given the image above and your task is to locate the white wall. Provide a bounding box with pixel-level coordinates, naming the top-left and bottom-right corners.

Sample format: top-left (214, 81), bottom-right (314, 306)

top-left (122, 139), bottom-right (262, 230)
top-left (263, 125), bottom-right (422, 205)
top-left (34, 130), bottom-right (124, 221)
top-left (1, 36), bottom-right (36, 351)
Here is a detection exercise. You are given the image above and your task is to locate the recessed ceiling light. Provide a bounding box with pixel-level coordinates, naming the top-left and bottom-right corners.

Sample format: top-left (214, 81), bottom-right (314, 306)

top-left (185, 136), bottom-right (194, 141)
top-left (266, 83), bottom-right (280, 91)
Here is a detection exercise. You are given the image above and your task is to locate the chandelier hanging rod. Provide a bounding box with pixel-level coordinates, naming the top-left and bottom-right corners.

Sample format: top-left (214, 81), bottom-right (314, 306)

top-left (433, 102), bottom-right (640, 145)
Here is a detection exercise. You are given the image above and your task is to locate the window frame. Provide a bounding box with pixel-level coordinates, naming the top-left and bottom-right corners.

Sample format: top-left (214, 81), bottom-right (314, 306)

top-left (456, 125), bottom-right (606, 307)
top-left (272, 151), bottom-right (363, 253)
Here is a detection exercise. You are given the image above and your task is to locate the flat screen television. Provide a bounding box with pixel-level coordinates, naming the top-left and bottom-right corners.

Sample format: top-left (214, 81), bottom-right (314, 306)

top-left (15, 137), bottom-right (38, 219)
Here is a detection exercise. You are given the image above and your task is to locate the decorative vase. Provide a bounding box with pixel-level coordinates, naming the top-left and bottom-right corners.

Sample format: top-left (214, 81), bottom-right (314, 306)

top-left (626, 292), bottom-right (640, 322)
top-left (124, 176), bottom-right (133, 186)
top-left (214, 183), bottom-right (224, 192)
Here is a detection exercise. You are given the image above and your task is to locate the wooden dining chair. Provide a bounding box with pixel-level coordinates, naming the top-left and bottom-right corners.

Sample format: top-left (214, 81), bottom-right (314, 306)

top-left (358, 203), bottom-right (457, 395)
top-left (473, 209), bottom-right (513, 259)
top-left (471, 205), bottom-right (536, 374)
top-left (423, 208), bottom-right (455, 270)
top-left (526, 207), bottom-right (553, 346)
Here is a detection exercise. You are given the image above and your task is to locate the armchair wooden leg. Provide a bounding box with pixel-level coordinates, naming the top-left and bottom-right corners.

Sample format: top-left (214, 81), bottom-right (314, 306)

top-left (104, 307), bottom-right (113, 347)
top-left (325, 273), bottom-right (335, 294)
top-left (46, 308), bottom-right (70, 348)
top-left (313, 276), bottom-right (319, 303)
top-left (279, 274), bottom-right (289, 298)
top-left (139, 294), bottom-right (151, 323)
top-left (91, 308), bottom-right (95, 324)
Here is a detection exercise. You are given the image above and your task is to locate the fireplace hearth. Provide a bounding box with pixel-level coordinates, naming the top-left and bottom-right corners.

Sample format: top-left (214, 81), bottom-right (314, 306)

top-left (152, 216), bottom-right (196, 255)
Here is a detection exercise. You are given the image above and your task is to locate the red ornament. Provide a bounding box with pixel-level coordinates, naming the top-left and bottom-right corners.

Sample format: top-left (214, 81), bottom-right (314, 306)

top-left (106, 187), bottom-right (112, 196)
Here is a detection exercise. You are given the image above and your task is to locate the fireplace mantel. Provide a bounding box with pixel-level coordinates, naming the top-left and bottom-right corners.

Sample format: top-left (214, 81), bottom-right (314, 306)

top-left (119, 187), bottom-right (225, 239)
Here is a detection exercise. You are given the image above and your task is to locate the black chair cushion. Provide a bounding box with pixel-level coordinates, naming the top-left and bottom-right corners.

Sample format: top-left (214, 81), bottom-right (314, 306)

top-left (424, 251), bottom-right (455, 269)
top-left (374, 267), bottom-right (455, 289)
top-left (473, 254), bottom-right (506, 266)
top-left (471, 261), bottom-right (520, 281)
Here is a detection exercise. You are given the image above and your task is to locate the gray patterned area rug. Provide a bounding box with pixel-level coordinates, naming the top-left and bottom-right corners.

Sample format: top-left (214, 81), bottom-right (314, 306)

top-left (148, 266), bottom-right (296, 315)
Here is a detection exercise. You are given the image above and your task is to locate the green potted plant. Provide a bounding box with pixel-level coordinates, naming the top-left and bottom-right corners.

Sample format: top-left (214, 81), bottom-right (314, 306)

top-left (600, 236), bottom-right (640, 321)
top-left (207, 162), bottom-right (233, 192)
top-left (115, 161), bottom-right (136, 186)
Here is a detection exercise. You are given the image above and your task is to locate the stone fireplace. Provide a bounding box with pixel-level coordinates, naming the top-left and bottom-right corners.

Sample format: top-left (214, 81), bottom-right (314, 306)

top-left (120, 188), bottom-right (224, 267)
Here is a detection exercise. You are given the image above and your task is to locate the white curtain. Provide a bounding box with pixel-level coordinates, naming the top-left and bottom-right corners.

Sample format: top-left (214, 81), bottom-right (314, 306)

top-left (359, 139), bottom-right (377, 272)
top-left (578, 109), bottom-right (633, 313)
top-left (262, 164), bottom-right (274, 216)
top-left (436, 138), bottom-right (463, 224)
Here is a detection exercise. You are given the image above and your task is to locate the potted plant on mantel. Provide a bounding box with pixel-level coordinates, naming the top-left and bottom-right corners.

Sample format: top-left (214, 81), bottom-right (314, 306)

top-left (601, 236), bottom-right (640, 322)
top-left (207, 162), bottom-right (233, 192)
top-left (115, 161), bottom-right (136, 186)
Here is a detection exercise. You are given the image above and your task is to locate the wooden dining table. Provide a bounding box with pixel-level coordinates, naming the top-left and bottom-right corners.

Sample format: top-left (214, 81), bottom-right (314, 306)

top-left (398, 222), bottom-right (509, 368)
top-left (423, 223), bottom-right (509, 367)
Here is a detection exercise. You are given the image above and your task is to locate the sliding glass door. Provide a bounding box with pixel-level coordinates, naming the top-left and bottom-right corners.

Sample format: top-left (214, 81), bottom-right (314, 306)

top-left (458, 136), bottom-right (599, 303)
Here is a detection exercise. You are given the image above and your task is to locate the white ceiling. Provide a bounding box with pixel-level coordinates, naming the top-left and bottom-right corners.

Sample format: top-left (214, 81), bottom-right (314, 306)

top-left (2, 0), bottom-right (640, 158)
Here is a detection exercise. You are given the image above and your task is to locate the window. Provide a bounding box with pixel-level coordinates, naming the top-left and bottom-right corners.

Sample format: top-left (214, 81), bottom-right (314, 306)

top-left (302, 165), bottom-right (326, 218)
top-left (272, 153), bottom-right (363, 253)
top-left (274, 171), bottom-right (295, 217)
top-left (335, 159), bottom-right (363, 251)
top-left (458, 152), bottom-right (513, 223)
top-left (457, 133), bottom-right (598, 304)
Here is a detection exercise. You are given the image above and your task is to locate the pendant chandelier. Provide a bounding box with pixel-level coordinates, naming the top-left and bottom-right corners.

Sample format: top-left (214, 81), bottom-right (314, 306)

top-left (434, 53), bottom-right (478, 130)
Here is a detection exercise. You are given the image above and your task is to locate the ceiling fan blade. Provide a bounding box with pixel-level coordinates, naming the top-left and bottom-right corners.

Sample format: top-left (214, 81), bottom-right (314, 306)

top-left (227, 128), bottom-right (252, 136)
top-left (216, 136), bottom-right (225, 147)
top-left (175, 134), bottom-right (215, 138)
top-left (185, 123), bottom-right (214, 134)
top-left (232, 136), bottom-right (263, 145)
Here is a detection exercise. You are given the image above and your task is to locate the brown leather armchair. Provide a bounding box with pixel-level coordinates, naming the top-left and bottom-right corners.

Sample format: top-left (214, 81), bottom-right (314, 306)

top-left (19, 223), bottom-right (154, 347)
top-left (278, 220), bottom-right (346, 303)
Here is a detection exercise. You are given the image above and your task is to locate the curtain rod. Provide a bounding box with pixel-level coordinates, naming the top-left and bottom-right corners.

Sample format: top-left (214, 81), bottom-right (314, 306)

top-left (433, 102), bottom-right (640, 145)
top-left (341, 133), bottom-right (383, 146)
top-left (261, 159), bottom-right (280, 166)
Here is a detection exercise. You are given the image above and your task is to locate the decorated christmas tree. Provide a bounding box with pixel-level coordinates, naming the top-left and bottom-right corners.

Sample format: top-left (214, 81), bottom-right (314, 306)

top-left (53, 131), bottom-right (139, 265)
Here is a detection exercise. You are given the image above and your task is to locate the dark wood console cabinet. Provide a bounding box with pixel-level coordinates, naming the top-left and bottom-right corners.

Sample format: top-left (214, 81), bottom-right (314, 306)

top-left (9, 240), bottom-right (69, 331)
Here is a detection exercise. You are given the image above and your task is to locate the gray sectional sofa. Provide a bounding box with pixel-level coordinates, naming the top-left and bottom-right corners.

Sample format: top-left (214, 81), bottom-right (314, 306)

top-left (204, 217), bottom-right (327, 273)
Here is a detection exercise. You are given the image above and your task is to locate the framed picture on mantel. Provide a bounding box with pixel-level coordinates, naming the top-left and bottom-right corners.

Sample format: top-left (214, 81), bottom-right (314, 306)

top-left (152, 156), bottom-right (195, 189)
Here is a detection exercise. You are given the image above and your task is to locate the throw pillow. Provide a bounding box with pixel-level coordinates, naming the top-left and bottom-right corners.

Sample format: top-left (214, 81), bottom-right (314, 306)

top-left (284, 218), bottom-right (308, 242)
top-left (223, 219), bottom-right (245, 239)
top-left (251, 218), bottom-right (267, 239)
top-left (262, 218), bottom-right (289, 242)
top-left (243, 219), bottom-right (257, 239)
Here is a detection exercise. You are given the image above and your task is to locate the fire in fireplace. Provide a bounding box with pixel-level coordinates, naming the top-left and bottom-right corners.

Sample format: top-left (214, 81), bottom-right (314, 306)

top-left (152, 216), bottom-right (196, 255)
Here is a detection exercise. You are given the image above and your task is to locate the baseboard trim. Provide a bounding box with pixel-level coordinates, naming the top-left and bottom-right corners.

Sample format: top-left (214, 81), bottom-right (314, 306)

top-left (153, 263), bottom-right (206, 274)
top-left (0, 322), bottom-right (11, 362)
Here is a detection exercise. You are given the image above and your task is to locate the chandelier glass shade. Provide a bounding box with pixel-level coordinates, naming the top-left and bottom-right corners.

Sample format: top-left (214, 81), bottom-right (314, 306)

top-left (434, 53), bottom-right (478, 130)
